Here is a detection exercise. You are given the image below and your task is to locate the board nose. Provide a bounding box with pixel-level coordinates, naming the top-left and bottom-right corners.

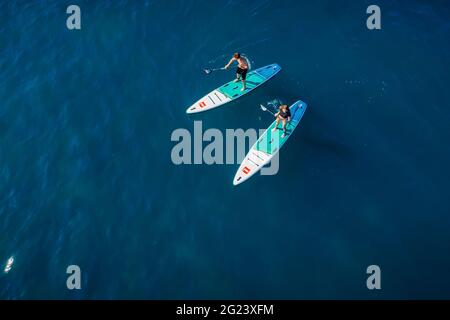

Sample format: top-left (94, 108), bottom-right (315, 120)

top-left (233, 174), bottom-right (244, 186)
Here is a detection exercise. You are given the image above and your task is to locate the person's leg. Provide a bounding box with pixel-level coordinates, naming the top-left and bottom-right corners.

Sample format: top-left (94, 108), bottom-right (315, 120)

top-left (281, 119), bottom-right (287, 137)
top-left (272, 118), bottom-right (280, 132)
top-left (240, 70), bottom-right (247, 91)
top-left (241, 79), bottom-right (246, 91)
top-left (234, 73), bottom-right (241, 83)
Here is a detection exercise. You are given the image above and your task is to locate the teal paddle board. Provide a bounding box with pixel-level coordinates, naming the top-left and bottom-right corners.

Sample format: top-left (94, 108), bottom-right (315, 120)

top-left (233, 100), bottom-right (308, 185)
top-left (186, 64), bottom-right (281, 114)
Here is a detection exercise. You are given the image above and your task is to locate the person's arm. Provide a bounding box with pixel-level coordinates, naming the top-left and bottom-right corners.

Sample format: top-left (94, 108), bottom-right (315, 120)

top-left (224, 58), bottom-right (236, 69)
top-left (274, 111), bottom-right (280, 117)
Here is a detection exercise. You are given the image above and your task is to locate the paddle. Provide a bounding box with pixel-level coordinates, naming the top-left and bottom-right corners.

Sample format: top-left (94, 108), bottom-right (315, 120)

top-left (204, 67), bottom-right (225, 75)
top-left (260, 104), bottom-right (276, 116)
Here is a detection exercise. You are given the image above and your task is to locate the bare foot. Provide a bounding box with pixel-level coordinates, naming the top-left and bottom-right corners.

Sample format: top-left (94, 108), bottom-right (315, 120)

top-left (241, 87), bottom-right (246, 92)
top-left (271, 127), bottom-right (277, 132)
top-left (233, 79), bottom-right (240, 83)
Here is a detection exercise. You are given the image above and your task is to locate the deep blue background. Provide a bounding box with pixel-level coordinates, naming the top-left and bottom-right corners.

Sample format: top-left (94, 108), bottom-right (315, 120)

top-left (0, 0), bottom-right (449, 299)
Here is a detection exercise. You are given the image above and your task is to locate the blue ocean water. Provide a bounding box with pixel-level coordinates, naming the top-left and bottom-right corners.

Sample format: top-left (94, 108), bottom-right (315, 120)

top-left (0, 0), bottom-right (449, 299)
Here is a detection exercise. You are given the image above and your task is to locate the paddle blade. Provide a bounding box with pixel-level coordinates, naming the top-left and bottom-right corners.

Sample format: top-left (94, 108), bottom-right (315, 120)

top-left (204, 69), bottom-right (212, 74)
top-left (260, 104), bottom-right (268, 111)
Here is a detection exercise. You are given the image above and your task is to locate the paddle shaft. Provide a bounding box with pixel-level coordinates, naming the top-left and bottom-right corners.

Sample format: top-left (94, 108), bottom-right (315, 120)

top-left (205, 67), bottom-right (225, 74)
top-left (260, 105), bottom-right (277, 116)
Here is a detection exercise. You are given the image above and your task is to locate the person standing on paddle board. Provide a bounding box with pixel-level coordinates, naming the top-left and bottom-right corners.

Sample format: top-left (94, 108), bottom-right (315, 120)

top-left (272, 104), bottom-right (291, 138)
top-left (224, 53), bottom-right (249, 92)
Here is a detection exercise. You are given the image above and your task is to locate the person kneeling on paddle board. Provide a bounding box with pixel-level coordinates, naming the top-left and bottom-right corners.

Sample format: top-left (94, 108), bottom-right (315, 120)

top-left (224, 53), bottom-right (249, 92)
top-left (272, 104), bottom-right (291, 138)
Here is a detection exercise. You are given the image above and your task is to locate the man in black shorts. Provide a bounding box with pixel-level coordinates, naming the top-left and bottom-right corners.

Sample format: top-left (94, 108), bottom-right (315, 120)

top-left (224, 52), bottom-right (249, 92)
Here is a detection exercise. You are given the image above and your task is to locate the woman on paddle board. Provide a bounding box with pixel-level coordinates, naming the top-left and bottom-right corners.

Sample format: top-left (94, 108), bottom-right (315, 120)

top-left (224, 53), bottom-right (249, 92)
top-left (272, 104), bottom-right (291, 138)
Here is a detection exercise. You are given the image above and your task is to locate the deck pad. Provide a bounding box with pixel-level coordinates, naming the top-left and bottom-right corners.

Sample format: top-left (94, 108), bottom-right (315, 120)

top-left (256, 105), bottom-right (304, 154)
top-left (218, 73), bottom-right (266, 99)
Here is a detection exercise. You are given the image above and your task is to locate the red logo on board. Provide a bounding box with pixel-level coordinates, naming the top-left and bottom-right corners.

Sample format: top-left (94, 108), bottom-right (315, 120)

top-left (243, 166), bottom-right (251, 174)
top-left (199, 101), bottom-right (206, 108)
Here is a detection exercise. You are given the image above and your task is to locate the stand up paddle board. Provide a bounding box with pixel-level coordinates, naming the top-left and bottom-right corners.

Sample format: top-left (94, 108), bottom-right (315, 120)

top-left (186, 63), bottom-right (281, 114)
top-left (233, 100), bottom-right (308, 186)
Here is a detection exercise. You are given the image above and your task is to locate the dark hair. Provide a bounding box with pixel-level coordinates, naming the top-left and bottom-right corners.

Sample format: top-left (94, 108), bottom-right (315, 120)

top-left (233, 52), bottom-right (241, 59)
